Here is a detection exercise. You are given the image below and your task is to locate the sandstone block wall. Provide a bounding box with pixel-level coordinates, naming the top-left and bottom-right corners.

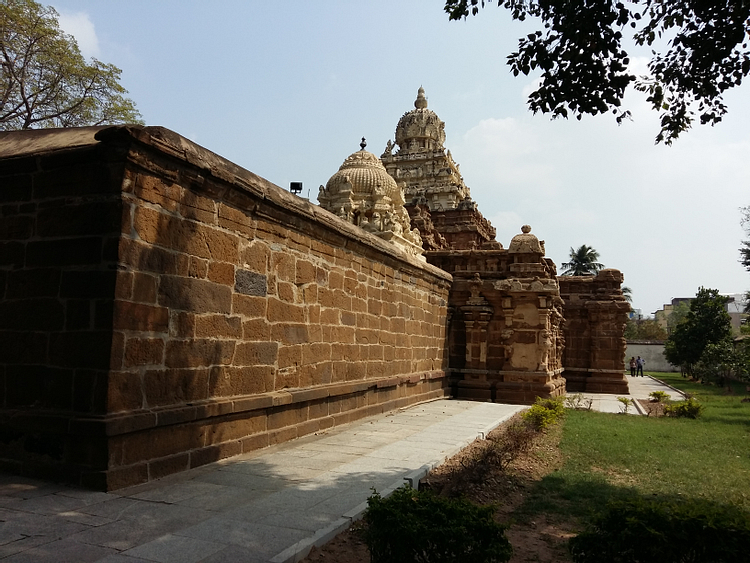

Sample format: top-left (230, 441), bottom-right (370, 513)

top-left (427, 247), bottom-right (566, 405)
top-left (0, 126), bottom-right (451, 490)
top-left (558, 270), bottom-right (630, 393)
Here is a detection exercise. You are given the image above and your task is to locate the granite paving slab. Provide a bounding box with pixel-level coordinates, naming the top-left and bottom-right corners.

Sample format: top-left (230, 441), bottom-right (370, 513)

top-left (0, 399), bottom-right (532, 562)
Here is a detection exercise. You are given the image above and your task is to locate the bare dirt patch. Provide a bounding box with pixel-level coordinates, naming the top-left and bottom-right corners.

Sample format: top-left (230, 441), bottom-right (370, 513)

top-left (638, 398), bottom-right (667, 417)
top-left (303, 413), bottom-right (576, 563)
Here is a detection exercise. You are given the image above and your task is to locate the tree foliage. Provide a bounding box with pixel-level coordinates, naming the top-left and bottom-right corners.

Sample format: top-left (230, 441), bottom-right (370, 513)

top-left (0, 0), bottom-right (142, 130)
top-left (741, 205), bottom-right (750, 273)
top-left (560, 244), bottom-right (604, 276)
top-left (624, 318), bottom-right (667, 341)
top-left (621, 285), bottom-right (633, 304)
top-left (693, 338), bottom-right (749, 386)
top-left (444, 0), bottom-right (750, 144)
top-left (666, 300), bottom-right (690, 334)
top-left (664, 287), bottom-right (732, 376)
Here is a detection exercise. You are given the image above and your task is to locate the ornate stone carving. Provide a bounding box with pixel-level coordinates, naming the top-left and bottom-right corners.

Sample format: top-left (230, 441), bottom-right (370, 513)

top-left (319, 139), bottom-right (423, 258)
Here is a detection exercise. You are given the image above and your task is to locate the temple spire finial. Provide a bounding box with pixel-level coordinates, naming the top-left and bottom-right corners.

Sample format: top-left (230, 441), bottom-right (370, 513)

top-left (415, 86), bottom-right (427, 109)
top-left (360, 137), bottom-right (367, 150)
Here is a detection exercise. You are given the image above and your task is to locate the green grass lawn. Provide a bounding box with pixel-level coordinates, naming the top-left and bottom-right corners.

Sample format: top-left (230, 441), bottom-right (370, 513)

top-left (519, 372), bottom-right (750, 523)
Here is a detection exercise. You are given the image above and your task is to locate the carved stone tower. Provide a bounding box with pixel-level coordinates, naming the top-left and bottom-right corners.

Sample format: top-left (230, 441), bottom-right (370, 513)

top-left (381, 87), bottom-right (496, 250)
top-left (318, 139), bottom-right (424, 258)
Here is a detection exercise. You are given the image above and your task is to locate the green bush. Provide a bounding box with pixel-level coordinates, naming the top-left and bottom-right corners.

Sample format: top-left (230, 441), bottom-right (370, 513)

top-left (565, 393), bottom-right (593, 410)
top-left (365, 486), bottom-right (512, 563)
top-left (648, 390), bottom-right (670, 403)
top-left (617, 396), bottom-right (634, 413)
top-left (665, 396), bottom-right (704, 418)
top-left (569, 497), bottom-right (750, 563)
top-left (522, 396), bottom-right (565, 430)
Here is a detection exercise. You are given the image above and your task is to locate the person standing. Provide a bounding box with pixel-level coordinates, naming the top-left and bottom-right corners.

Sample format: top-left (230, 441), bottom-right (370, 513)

top-left (629, 357), bottom-right (637, 377)
top-left (636, 356), bottom-right (645, 377)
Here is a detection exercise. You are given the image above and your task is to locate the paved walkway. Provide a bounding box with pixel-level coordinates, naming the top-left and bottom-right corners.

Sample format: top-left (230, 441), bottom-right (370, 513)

top-left (578, 373), bottom-right (684, 414)
top-left (0, 374), bottom-right (680, 563)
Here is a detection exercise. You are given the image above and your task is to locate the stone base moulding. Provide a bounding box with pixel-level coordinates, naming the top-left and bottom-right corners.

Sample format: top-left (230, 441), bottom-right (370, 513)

top-left (563, 368), bottom-right (630, 394)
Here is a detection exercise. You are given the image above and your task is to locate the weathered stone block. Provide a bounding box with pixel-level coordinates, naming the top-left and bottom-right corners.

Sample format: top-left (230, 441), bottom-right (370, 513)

top-left (132, 272), bottom-right (158, 303)
top-left (113, 301), bottom-right (169, 333)
top-left (158, 276), bottom-right (232, 314)
top-left (271, 324), bottom-right (308, 345)
top-left (208, 262), bottom-right (235, 285)
top-left (124, 338), bottom-right (164, 367)
top-left (278, 345), bottom-right (302, 369)
top-left (234, 341), bottom-right (278, 366)
top-left (242, 318), bottom-right (271, 340)
top-left (143, 367), bottom-right (210, 407)
top-left (234, 269), bottom-right (267, 296)
top-left (271, 251), bottom-right (295, 283)
top-left (295, 259), bottom-right (316, 284)
top-left (209, 365), bottom-right (274, 397)
top-left (267, 405), bottom-right (308, 431)
top-left (218, 203), bottom-right (255, 237)
top-left (119, 239), bottom-right (189, 276)
top-left (267, 298), bottom-right (304, 323)
top-left (134, 174), bottom-right (181, 212)
top-left (195, 314), bottom-right (242, 338)
top-left (165, 339), bottom-right (235, 368)
top-left (188, 256), bottom-right (209, 279)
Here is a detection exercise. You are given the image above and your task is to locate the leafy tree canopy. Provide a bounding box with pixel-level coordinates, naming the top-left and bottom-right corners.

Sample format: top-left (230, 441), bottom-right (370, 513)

top-left (0, 0), bottom-right (142, 130)
top-left (560, 244), bottom-right (604, 276)
top-left (666, 300), bottom-right (691, 334)
top-left (741, 205), bottom-right (750, 273)
top-left (664, 287), bottom-right (732, 375)
top-left (624, 318), bottom-right (667, 341)
top-left (621, 285), bottom-right (633, 304)
top-left (694, 338), bottom-right (749, 386)
top-left (444, 0), bottom-right (750, 144)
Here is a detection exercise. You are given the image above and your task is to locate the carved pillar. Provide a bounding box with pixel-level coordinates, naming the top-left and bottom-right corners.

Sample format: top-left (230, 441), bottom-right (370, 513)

top-left (457, 274), bottom-right (494, 401)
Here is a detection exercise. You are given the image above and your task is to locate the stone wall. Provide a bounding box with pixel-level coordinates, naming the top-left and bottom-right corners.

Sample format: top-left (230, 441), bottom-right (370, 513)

top-left (0, 125), bottom-right (451, 490)
top-left (558, 270), bottom-right (630, 393)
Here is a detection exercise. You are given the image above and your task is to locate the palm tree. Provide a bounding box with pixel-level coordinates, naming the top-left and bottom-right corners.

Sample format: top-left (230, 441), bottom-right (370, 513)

top-left (622, 285), bottom-right (633, 303)
top-left (560, 245), bottom-right (604, 276)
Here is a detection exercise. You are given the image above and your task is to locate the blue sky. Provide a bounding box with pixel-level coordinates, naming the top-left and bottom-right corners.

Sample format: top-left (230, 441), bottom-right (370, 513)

top-left (52, 0), bottom-right (750, 316)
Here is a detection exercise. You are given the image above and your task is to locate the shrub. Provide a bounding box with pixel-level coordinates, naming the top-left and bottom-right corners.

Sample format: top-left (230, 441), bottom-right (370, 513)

top-left (565, 393), bottom-right (593, 410)
top-left (649, 390), bottom-right (670, 403)
top-left (664, 396), bottom-right (704, 418)
top-left (365, 486), bottom-right (512, 563)
top-left (488, 422), bottom-right (538, 471)
top-left (617, 397), bottom-right (634, 414)
top-left (522, 396), bottom-right (565, 430)
top-left (569, 497), bottom-right (750, 563)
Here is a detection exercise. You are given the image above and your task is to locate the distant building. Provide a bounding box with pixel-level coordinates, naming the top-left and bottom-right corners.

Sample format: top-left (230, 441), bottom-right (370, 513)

top-left (724, 293), bottom-right (749, 335)
top-left (653, 297), bottom-right (692, 334)
top-left (653, 294), bottom-right (748, 335)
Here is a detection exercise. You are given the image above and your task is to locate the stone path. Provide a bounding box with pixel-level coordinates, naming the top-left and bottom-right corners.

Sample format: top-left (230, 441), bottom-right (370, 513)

top-left (0, 374), bottom-right (680, 562)
top-left (577, 373), bottom-right (685, 414)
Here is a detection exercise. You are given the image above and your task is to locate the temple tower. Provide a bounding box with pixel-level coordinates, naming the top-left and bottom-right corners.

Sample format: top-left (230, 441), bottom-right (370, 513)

top-left (381, 88), bottom-right (496, 250)
top-left (318, 139), bottom-right (424, 258)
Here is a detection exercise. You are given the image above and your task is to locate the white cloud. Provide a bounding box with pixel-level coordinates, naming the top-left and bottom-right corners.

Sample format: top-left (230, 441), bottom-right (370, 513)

top-left (57, 11), bottom-right (100, 59)
top-left (447, 99), bottom-right (750, 316)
